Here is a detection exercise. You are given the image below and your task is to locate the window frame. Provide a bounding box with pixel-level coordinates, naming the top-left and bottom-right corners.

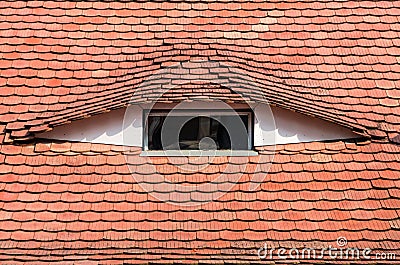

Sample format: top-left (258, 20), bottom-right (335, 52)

top-left (142, 109), bottom-right (254, 152)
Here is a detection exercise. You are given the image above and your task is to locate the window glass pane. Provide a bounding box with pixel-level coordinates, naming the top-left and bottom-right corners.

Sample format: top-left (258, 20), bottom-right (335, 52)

top-left (147, 112), bottom-right (251, 151)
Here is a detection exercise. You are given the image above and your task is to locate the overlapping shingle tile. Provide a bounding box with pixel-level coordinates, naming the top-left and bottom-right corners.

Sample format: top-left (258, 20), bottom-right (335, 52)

top-left (0, 1), bottom-right (400, 264)
top-left (0, 1), bottom-right (400, 143)
top-left (0, 140), bottom-right (399, 264)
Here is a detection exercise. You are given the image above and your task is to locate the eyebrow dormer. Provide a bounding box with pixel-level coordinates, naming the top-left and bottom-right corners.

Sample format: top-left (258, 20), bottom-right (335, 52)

top-left (36, 101), bottom-right (360, 154)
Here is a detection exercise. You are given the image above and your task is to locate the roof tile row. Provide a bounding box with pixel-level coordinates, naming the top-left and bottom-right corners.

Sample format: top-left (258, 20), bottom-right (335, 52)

top-left (0, 140), bottom-right (398, 263)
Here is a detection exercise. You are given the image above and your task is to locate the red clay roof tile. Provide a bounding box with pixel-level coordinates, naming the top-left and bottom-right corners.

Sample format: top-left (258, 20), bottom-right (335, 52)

top-left (0, 1), bottom-right (399, 263)
top-left (0, 4), bottom-right (399, 142)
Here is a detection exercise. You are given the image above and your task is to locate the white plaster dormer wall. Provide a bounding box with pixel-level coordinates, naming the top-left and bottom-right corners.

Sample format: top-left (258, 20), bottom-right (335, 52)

top-left (37, 103), bottom-right (359, 147)
top-left (37, 106), bottom-right (143, 147)
top-left (253, 105), bottom-right (358, 146)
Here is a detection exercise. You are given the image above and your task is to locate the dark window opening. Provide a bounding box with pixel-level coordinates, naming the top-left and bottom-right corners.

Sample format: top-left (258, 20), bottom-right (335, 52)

top-left (145, 110), bottom-right (252, 151)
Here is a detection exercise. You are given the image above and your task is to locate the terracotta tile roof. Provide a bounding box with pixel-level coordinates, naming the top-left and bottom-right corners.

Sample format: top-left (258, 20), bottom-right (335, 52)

top-left (0, 1), bottom-right (400, 143)
top-left (0, 1), bottom-right (400, 264)
top-left (0, 140), bottom-right (398, 264)
top-left (0, 138), bottom-right (400, 264)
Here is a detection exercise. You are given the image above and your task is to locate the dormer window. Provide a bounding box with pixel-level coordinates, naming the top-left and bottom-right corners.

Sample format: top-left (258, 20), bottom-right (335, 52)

top-left (144, 110), bottom-right (253, 152)
top-left (35, 102), bottom-right (360, 157)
